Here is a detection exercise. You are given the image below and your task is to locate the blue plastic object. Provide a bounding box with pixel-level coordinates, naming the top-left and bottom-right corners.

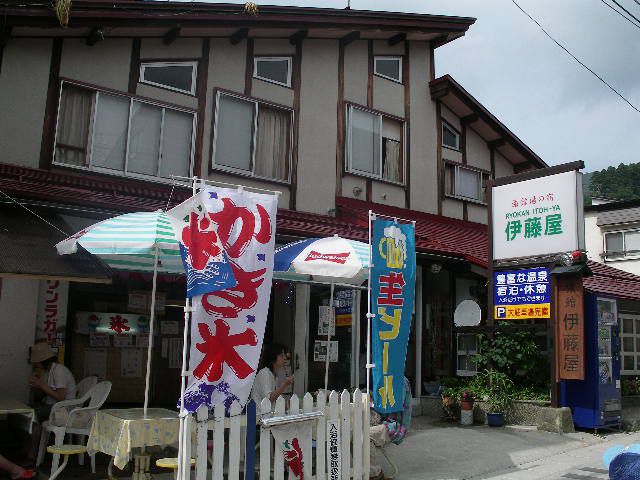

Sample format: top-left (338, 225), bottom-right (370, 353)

top-left (603, 445), bottom-right (626, 468)
top-left (609, 452), bottom-right (640, 480)
top-left (486, 413), bottom-right (504, 427)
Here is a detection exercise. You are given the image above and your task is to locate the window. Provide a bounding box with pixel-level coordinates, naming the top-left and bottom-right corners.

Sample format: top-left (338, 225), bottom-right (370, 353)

top-left (253, 57), bottom-right (292, 87)
top-left (212, 91), bottom-right (292, 182)
top-left (620, 314), bottom-right (640, 375)
top-left (140, 61), bottom-right (197, 95)
top-left (444, 162), bottom-right (490, 203)
top-left (54, 81), bottom-right (195, 180)
top-left (442, 121), bottom-right (460, 150)
top-left (374, 56), bottom-right (402, 83)
top-left (456, 333), bottom-right (478, 376)
top-left (346, 104), bottom-right (404, 184)
top-left (604, 230), bottom-right (640, 261)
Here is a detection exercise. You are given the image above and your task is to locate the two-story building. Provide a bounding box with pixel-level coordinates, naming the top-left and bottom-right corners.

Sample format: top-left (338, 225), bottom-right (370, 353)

top-left (0, 1), bottom-right (549, 405)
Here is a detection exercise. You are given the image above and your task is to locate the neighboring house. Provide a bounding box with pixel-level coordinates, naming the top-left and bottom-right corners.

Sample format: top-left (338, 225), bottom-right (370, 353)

top-left (0, 1), bottom-right (551, 402)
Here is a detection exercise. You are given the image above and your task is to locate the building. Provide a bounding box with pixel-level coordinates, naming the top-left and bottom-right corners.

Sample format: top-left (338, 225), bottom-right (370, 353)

top-left (0, 1), bottom-right (552, 404)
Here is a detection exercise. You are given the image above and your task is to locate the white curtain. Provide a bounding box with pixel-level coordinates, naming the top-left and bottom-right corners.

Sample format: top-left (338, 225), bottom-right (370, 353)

top-left (128, 101), bottom-right (162, 176)
top-left (255, 106), bottom-right (290, 181)
top-left (160, 110), bottom-right (193, 178)
top-left (55, 85), bottom-right (92, 166)
top-left (350, 107), bottom-right (380, 175)
top-left (383, 139), bottom-right (401, 182)
top-left (92, 93), bottom-right (129, 171)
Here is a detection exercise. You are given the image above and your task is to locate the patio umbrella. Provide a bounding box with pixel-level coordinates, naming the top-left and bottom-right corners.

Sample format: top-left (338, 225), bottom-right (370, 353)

top-left (274, 235), bottom-right (370, 391)
top-left (56, 211), bottom-right (183, 416)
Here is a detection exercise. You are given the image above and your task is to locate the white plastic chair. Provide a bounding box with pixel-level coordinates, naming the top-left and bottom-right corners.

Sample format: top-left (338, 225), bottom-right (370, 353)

top-left (75, 376), bottom-right (98, 399)
top-left (36, 381), bottom-right (112, 475)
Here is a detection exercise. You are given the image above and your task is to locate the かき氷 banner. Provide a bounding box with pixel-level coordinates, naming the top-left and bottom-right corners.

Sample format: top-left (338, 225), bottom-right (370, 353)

top-left (371, 218), bottom-right (416, 414)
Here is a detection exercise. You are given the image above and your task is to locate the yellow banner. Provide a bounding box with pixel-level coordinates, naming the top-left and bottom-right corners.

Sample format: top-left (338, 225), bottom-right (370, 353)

top-left (495, 303), bottom-right (551, 320)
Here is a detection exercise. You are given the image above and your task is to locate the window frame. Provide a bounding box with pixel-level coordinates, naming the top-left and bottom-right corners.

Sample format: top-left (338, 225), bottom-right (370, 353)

top-left (52, 79), bottom-right (197, 183)
top-left (456, 333), bottom-right (479, 377)
top-left (253, 56), bottom-right (293, 88)
top-left (210, 89), bottom-right (293, 184)
top-left (442, 120), bottom-right (461, 151)
top-left (139, 61), bottom-right (198, 96)
top-left (620, 313), bottom-right (640, 375)
top-left (345, 102), bottom-right (406, 186)
top-left (373, 56), bottom-right (403, 83)
top-left (603, 229), bottom-right (640, 261)
top-left (443, 161), bottom-right (491, 205)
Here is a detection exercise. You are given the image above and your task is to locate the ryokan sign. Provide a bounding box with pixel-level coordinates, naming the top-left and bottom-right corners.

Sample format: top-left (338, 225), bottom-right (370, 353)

top-left (492, 170), bottom-right (584, 261)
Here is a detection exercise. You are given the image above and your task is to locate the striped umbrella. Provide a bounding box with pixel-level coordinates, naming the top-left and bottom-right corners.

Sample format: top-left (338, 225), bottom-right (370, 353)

top-left (55, 211), bottom-right (183, 274)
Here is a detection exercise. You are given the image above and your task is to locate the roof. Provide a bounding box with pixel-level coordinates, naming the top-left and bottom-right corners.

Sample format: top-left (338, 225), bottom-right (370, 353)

top-left (430, 75), bottom-right (548, 172)
top-left (2, 1), bottom-right (475, 47)
top-left (584, 260), bottom-right (640, 302)
top-left (585, 198), bottom-right (640, 212)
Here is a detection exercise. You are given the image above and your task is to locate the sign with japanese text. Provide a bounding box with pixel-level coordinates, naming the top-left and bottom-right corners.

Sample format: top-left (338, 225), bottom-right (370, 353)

top-left (492, 170), bottom-right (584, 261)
top-left (556, 276), bottom-right (585, 380)
top-left (371, 218), bottom-right (416, 413)
top-left (335, 290), bottom-right (353, 327)
top-left (172, 187), bottom-right (278, 414)
top-left (35, 280), bottom-right (69, 362)
top-left (494, 267), bottom-right (551, 320)
top-left (327, 419), bottom-right (341, 480)
top-left (75, 311), bottom-right (150, 335)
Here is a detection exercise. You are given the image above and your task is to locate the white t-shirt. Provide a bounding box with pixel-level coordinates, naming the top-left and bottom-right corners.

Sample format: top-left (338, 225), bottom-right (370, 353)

top-left (251, 367), bottom-right (275, 405)
top-left (44, 363), bottom-right (77, 405)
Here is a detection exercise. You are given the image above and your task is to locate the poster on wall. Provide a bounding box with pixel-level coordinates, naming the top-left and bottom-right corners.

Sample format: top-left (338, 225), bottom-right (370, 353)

top-left (35, 280), bottom-right (69, 359)
top-left (121, 348), bottom-right (143, 378)
top-left (335, 290), bottom-right (353, 327)
top-left (89, 332), bottom-right (110, 347)
top-left (317, 306), bottom-right (335, 336)
top-left (83, 348), bottom-right (107, 379)
top-left (313, 340), bottom-right (338, 363)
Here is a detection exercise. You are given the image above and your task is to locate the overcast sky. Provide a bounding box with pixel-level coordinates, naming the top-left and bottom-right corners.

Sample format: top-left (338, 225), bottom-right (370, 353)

top-left (204, 0), bottom-right (640, 172)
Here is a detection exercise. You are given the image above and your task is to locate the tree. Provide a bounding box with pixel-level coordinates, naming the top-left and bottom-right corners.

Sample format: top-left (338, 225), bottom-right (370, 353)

top-left (588, 162), bottom-right (640, 202)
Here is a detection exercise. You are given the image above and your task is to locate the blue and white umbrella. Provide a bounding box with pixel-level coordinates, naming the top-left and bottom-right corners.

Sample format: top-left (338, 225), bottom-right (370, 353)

top-left (274, 235), bottom-right (370, 285)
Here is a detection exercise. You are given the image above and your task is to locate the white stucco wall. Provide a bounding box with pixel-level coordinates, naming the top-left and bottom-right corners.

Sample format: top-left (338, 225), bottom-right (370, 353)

top-left (584, 212), bottom-right (602, 262)
top-left (60, 39), bottom-right (131, 92)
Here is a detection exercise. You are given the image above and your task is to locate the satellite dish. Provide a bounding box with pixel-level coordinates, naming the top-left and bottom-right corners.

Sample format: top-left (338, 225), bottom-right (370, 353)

top-left (454, 300), bottom-right (481, 327)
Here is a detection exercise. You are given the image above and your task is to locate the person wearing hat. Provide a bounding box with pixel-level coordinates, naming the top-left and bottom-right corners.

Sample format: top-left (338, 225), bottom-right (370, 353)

top-left (23, 342), bottom-right (76, 467)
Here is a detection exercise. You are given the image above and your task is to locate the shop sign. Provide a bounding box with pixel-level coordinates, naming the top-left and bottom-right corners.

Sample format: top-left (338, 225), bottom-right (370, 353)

top-left (35, 280), bottom-right (69, 360)
top-left (75, 311), bottom-right (150, 335)
top-left (556, 276), bottom-right (585, 380)
top-left (335, 290), bottom-right (353, 327)
top-left (492, 170), bottom-right (584, 261)
top-left (371, 218), bottom-right (416, 413)
top-left (494, 267), bottom-right (551, 320)
top-left (327, 419), bottom-right (341, 480)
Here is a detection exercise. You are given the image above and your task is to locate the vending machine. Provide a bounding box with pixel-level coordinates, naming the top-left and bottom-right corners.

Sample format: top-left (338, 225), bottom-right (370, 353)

top-left (561, 294), bottom-right (622, 431)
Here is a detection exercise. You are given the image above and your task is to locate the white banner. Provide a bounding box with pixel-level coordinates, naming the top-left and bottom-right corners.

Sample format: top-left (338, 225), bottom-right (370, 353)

top-left (271, 422), bottom-right (312, 480)
top-left (327, 420), bottom-right (341, 480)
top-left (35, 280), bottom-right (69, 352)
top-left (177, 187), bottom-right (278, 413)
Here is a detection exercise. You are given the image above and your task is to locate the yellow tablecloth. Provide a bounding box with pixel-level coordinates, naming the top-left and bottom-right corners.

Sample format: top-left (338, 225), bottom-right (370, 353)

top-left (87, 408), bottom-right (180, 470)
top-left (0, 398), bottom-right (35, 433)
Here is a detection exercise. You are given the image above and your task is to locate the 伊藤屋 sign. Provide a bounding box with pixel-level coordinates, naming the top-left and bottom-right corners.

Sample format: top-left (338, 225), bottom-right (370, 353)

top-left (492, 170), bottom-right (584, 261)
top-left (494, 267), bottom-right (551, 320)
top-left (556, 276), bottom-right (585, 380)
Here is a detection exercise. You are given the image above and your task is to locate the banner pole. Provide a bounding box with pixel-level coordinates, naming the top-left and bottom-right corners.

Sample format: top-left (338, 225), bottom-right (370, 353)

top-left (366, 211), bottom-right (374, 399)
top-left (143, 242), bottom-right (160, 418)
top-left (324, 282), bottom-right (335, 393)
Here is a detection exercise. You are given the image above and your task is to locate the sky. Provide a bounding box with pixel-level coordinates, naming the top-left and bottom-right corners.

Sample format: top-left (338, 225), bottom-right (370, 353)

top-left (202, 0), bottom-right (640, 172)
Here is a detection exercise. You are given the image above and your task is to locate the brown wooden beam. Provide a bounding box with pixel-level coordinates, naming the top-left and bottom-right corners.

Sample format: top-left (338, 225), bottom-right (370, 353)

top-left (86, 27), bottom-right (104, 46)
top-left (340, 30), bottom-right (360, 46)
top-left (488, 138), bottom-right (506, 149)
top-left (387, 32), bottom-right (406, 46)
top-left (230, 28), bottom-right (248, 45)
top-left (431, 34), bottom-right (449, 49)
top-left (514, 162), bottom-right (533, 174)
top-left (289, 29), bottom-right (308, 45)
top-left (461, 113), bottom-right (479, 125)
top-left (162, 25), bottom-right (181, 45)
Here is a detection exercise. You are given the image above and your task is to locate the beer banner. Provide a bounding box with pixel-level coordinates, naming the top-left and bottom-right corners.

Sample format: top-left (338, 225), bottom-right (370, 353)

top-left (176, 187), bottom-right (278, 413)
top-left (371, 218), bottom-right (416, 413)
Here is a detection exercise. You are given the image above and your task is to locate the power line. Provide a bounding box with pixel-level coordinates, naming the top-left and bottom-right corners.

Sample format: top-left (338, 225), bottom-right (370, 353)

top-left (600, 0), bottom-right (640, 29)
top-left (633, 0), bottom-right (640, 6)
top-left (610, 0), bottom-right (640, 24)
top-left (508, 0), bottom-right (640, 115)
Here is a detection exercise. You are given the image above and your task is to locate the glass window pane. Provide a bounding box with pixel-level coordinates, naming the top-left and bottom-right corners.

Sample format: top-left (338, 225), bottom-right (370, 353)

top-left (142, 64), bottom-right (194, 93)
top-left (606, 233), bottom-right (624, 257)
top-left (55, 85), bottom-right (93, 166)
top-left (92, 93), bottom-right (129, 171)
top-left (214, 95), bottom-right (254, 172)
top-left (625, 231), bottom-right (640, 254)
top-left (623, 337), bottom-right (634, 352)
top-left (636, 337), bottom-right (640, 352)
top-left (128, 101), bottom-right (162, 176)
top-left (624, 355), bottom-right (635, 371)
top-left (636, 319), bottom-right (640, 333)
top-left (160, 110), bottom-right (193, 179)
top-left (457, 167), bottom-right (480, 200)
top-left (444, 164), bottom-right (455, 195)
top-left (254, 106), bottom-right (290, 181)
top-left (350, 108), bottom-right (380, 175)
top-left (458, 355), bottom-right (468, 371)
top-left (443, 124), bottom-right (458, 149)
top-left (375, 58), bottom-right (401, 81)
top-left (255, 59), bottom-right (290, 86)
top-left (623, 318), bottom-right (634, 334)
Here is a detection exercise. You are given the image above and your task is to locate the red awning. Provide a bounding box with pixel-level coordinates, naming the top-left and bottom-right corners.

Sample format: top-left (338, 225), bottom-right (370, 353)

top-left (584, 261), bottom-right (640, 302)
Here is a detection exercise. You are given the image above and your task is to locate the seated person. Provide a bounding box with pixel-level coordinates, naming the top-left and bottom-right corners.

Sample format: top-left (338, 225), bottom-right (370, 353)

top-left (24, 342), bottom-right (77, 466)
top-left (251, 343), bottom-right (294, 405)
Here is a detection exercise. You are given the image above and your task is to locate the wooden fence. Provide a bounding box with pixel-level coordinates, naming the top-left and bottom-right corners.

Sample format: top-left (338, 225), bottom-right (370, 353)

top-left (193, 389), bottom-right (370, 479)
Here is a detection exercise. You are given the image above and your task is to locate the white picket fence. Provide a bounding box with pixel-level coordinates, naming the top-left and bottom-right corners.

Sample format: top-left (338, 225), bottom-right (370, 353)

top-left (193, 389), bottom-right (370, 479)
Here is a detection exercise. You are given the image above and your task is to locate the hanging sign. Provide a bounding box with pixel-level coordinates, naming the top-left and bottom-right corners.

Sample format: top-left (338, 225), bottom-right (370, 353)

top-left (327, 420), bottom-right (341, 480)
top-left (335, 290), bottom-right (353, 327)
top-left (35, 280), bottom-right (69, 360)
top-left (492, 170), bottom-right (584, 261)
top-left (371, 218), bottom-right (416, 413)
top-left (556, 276), bottom-right (585, 380)
top-left (494, 267), bottom-right (551, 319)
top-left (75, 312), bottom-right (150, 335)
top-left (172, 186), bottom-right (278, 413)
top-left (271, 422), bottom-right (312, 480)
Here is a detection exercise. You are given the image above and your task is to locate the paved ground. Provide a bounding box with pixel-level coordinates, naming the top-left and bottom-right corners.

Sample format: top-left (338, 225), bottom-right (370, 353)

top-left (375, 417), bottom-right (640, 480)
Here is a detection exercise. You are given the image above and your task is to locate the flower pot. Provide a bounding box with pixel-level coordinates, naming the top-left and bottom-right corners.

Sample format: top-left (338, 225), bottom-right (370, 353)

top-left (460, 399), bottom-right (475, 411)
top-left (487, 412), bottom-right (505, 427)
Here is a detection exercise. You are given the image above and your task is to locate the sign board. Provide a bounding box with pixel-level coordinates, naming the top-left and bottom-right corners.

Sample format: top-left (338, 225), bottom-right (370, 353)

top-left (35, 280), bottom-right (69, 361)
top-left (327, 419), bottom-right (341, 480)
top-left (335, 290), bottom-right (353, 327)
top-left (556, 276), bottom-right (585, 380)
top-left (494, 267), bottom-right (551, 320)
top-left (454, 300), bottom-right (481, 327)
top-left (318, 306), bottom-right (336, 336)
top-left (75, 312), bottom-right (150, 335)
top-left (492, 170), bottom-right (584, 261)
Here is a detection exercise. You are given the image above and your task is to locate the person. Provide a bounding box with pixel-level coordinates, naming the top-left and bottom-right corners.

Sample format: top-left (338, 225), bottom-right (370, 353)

top-left (0, 454), bottom-right (35, 479)
top-left (23, 343), bottom-right (77, 466)
top-left (275, 348), bottom-right (294, 398)
top-left (251, 343), bottom-right (294, 405)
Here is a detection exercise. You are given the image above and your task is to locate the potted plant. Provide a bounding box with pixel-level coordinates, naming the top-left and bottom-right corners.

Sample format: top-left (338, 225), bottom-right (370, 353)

top-left (460, 390), bottom-right (475, 411)
top-left (471, 369), bottom-right (514, 427)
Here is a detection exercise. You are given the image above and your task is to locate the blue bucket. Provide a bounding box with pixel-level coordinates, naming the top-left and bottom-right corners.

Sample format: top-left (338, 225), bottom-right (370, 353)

top-left (487, 412), bottom-right (504, 427)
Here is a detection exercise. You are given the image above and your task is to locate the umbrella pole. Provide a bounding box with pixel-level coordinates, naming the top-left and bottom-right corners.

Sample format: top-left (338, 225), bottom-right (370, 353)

top-left (143, 243), bottom-right (160, 418)
top-left (324, 283), bottom-right (335, 393)
top-left (367, 211), bottom-right (373, 398)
